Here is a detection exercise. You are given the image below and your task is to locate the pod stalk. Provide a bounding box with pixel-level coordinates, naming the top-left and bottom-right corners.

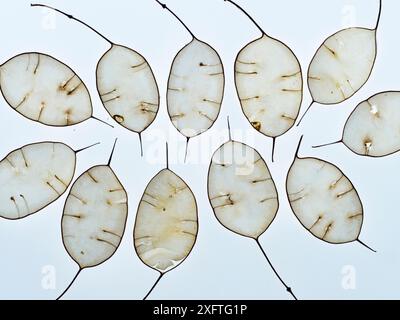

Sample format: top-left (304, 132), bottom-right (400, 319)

top-left (166, 142), bottom-right (169, 169)
top-left (143, 272), bottom-right (163, 300)
top-left (295, 135), bottom-right (304, 159)
top-left (155, 0), bottom-right (197, 39)
top-left (255, 239), bottom-right (297, 300)
top-left (107, 138), bottom-right (118, 166)
top-left (31, 3), bottom-right (114, 45)
top-left (139, 133), bottom-right (144, 157)
top-left (272, 138), bottom-right (276, 163)
top-left (227, 116), bottom-right (232, 141)
top-left (56, 268), bottom-right (82, 300)
top-left (75, 142), bottom-right (100, 154)
top-left (184, 138), bottom-right (190, 163)
top-left (357, 239), bottom-right (377, 253)
top-left (297, 101), bottom-right (314, 127)
top-left (374, 0), bottom-right (383, 31)
top-left (224, 0), bottom-right (266, 36)
top-left (91, 116), bottom-right (114, 128)
top-left (312, 140), bottom-right (342, 149)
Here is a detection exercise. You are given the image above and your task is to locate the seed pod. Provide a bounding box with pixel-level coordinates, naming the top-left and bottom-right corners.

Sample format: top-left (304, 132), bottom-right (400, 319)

top-left (314, 91), bottom-right (400, 158)
top-left (286, 136), bottom-right (375, 251)
top-left (207, 118), bottom-right (297, 300)
top-left (225, 0), bottom-right (303, 162)
top-left (0, 53), bottom-right (95, 126)
top-left (57, 140), bottom-right (128, 300)
top-left (156, 0), bottom-right (224, 161)
top-left (134, 143), bottom-right (198, 299)
top-left (0, 141), bottom-right (98, 220)
top-left (298, 0), bottom-right (382, 125)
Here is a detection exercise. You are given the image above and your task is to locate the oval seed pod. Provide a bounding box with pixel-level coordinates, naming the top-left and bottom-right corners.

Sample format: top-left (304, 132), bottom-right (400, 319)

top-left (97, 45), bottom-right (159, 142)
top-left (0, 141), bottom-right (98, 220)
top-left (225, 0), bottom-right (303, 162)
top-left (286, 136), bottom-right (375, 251)
top-left (298, 0), bottom-right (382, 125)
top-left (134, 143), bottom-right (198, 299)
top-left (207, 118), bottom-right (296, 300)
top-left (0, 53), bottom-right (108, 126)
top-left (31, 4), bottom-right (160, 155)
top-left (57, 139), bottom-right (128, 300)
top-left (314, 91), bottom-right (400, 158)
top-left (208, 142), bottom-right (278, 239)
top-left (155, 1), bottom-right (225, 161)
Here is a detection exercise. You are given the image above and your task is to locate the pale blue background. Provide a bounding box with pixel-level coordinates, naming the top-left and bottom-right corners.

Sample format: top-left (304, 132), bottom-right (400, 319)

top-left (0, 0), bottom-right (398, 299)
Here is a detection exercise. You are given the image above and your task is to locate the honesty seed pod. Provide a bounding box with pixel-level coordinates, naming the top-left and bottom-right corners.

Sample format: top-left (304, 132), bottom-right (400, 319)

top-left (134, 143), bottom-right (198, 299)
top-left (0, 141), bottom-right (99, 220)
top-left (0, 52), bottom-right (110, 127)
top-left (207, 118), bottom-right (297, 300)
top-left (298, 0), bottom-right (382, 126)
top-left (286, 136), bottom-right (375, 252)
top-left (313, 91), bottom-right (400, 158)
top-left (155, 0), bottom-right (225, 161)
top-left (225, 0), bottom-right (303, 162)
top-left (57, 139), bottom-right (128, 300)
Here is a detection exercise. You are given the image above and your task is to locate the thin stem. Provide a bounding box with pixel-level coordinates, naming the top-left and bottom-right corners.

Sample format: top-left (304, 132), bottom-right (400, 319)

top-left (138, 133), bottom-right (144, 157)
top-left (166, 142), bottom-right (169, 169)
top-left (227, 116), bottom-right (232, 141)
top-left (271, 138), bottom-right (276, 163)
top-left (108, 138), bottom-right (118, 166)
top-left (312, 140), bottom-right (342, 149)
top-left (297, 101), bottom-right (314, 127)
top-left (155, 0), bottom-right (196, 39)
top-left (91, 116), bottom-right (114, 128)
top-left (56, 268), bottom-right (82, 300)
top-left (31, 3), bottom-right (113, 45)
top-left (255, 239), bottom-right (297, 300)
top-left (75, 142), bottom-right (100, 154)
top-left (295, 135), bottom-right (304, 159)
top-left (224, 0), bottom-right (265, 36)
top-left (184, 138), bottom-right (190, 163)
top-left (143, 273), bottom-right (163, 300)
top-left (374, 0), bottom-right (383, 30)
top-left (357, 239), bottom-right (377, 253)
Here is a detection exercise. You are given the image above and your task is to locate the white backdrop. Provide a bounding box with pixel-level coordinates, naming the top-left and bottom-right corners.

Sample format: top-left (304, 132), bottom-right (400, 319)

top-left (0, 0), bottom-right (398, 300)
